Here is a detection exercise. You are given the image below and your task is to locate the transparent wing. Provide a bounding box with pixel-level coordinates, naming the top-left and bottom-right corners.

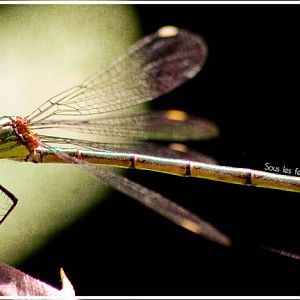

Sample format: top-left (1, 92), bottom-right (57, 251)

top-left (34, 108), bottom-right (219, 163)
top-left (42, 144), bottom-right (230, 246)
top-left (0, 185), bottom-right (18, 225)
top-left (32, 110), bottom-right (218, 142)
top-left (27, 27), bottom-right (207, 125)
top-left (80, 164), bottom-right (230, 246)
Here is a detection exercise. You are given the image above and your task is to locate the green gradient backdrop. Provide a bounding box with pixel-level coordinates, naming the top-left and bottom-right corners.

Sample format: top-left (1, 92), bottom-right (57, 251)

top-left (0, 5), bottom-right (139, 264)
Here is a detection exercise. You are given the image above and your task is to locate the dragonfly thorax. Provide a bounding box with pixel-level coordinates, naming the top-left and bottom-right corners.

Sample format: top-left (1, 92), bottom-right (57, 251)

top-left (10, 116), bottom-right (41, 152)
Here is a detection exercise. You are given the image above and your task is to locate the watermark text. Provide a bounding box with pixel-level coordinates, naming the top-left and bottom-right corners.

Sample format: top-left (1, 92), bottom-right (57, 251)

top-left (264, 162), bottom-right (300, 176)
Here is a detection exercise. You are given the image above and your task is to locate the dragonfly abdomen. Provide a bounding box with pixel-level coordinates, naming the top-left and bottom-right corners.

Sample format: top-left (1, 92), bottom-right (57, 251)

top-left (32, 148), bottom-right (300, 194)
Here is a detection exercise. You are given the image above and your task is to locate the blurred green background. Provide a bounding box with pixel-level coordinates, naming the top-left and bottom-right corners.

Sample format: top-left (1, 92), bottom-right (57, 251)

top-left (0, 5), bottom-right (140, 264)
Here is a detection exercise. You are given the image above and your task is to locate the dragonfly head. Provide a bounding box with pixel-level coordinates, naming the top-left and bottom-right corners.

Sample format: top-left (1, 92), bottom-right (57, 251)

top-left (0, 116), bottom-right (31, 161)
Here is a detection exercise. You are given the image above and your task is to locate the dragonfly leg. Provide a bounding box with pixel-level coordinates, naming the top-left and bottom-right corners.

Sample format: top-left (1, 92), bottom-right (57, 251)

top-left (0, 185), bottom-right (18, 225)
top-left (25, 149), bottom-right (42, 163)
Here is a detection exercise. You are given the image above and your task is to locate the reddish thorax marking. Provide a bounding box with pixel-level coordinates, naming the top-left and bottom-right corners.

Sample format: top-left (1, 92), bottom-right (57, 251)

top-left (11, 116), bottom-right (41, 152)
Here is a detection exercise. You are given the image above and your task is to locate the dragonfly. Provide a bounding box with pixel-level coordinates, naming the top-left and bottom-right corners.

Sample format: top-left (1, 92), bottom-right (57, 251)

top-left (1, 26), bottom-right (300, 250)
